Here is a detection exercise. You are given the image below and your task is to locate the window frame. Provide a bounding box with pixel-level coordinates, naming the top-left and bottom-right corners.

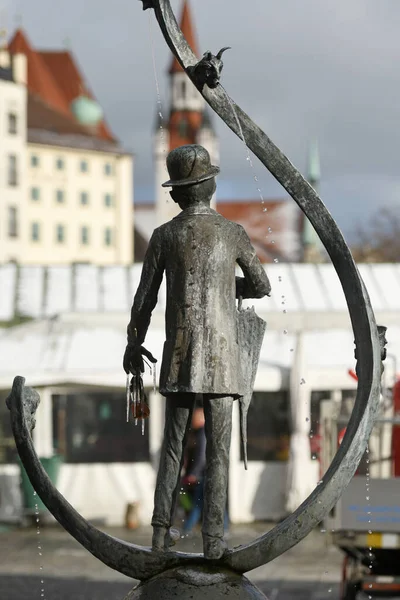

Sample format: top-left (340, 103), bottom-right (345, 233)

top-left (56, 189), bottom-right (65, 204)
top-left (31, 187), bottom-right (40, 201)
top-left (8, 112), bottom-right (17, 135)
top-left (56, 224), bottom-right (66, 244)
top-left (31, 222), bottom-right (40, 242)
top-left (8, 206), bottom-right (18, 238)
top-left (8, 154), bottom-right (18, 186)
top-left (80, 226), bottom-right (89, 245)
top-left (80, 191), bottom-right (89, 206)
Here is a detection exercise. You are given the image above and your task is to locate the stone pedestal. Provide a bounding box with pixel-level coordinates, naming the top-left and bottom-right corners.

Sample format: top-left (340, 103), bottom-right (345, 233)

top-left (123, 565), bottom-right (268, 599)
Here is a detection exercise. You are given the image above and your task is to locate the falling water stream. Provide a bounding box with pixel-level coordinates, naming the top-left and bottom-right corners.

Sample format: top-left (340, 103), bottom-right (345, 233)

top-left (33, 491), bottom-right (45, 599)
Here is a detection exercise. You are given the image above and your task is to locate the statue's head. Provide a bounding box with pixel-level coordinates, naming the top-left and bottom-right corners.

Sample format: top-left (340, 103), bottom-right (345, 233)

top-left (162, 144), bottom-right (219, 208)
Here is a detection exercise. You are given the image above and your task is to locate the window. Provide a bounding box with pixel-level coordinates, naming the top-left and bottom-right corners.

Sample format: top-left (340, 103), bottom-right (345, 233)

top-left (8, 206), bottom-right (18, 238)
top-left (104, 193), bottom-right (113, 207)
top-left (8, 113), bottom-right (17, 135)
top-left (180, 80), bottom-right (186, 99)
top-left (8, 154), bottom-right (18, 186)
top-left (104, 227), bottom-right (113, 246)
top-left (31, 222), bottom-right (40, 242)
top-left (104, 163), bottom-right (112, 176)
top-left (31, 187), bottom-right (40, 201)
top-left (52, 392), bottom-right (150, 463)
top-left (56, 190), bottom-right (65, 203)
top-left (80, 192), bottom-right (89, 206)
top-left (31, 155), bottom-right (39, 168)
top-left (241, 391), bottom-right (290, 462)
top-left (81, 226), bottom-right (89, 245)
top-left (80, 160), bottom-right (88, 173)
top-left (56, 224), bottom-right (65, 243)
top-left (56, 157), bottom-right (64, 170)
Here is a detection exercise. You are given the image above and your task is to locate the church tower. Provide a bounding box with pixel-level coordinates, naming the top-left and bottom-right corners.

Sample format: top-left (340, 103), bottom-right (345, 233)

top-left (154, 0), bottom-right (218, 226)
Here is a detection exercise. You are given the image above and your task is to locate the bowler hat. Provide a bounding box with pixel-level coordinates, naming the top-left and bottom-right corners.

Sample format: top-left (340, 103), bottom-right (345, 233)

top-left (162, 144), bottom-right (220, 187)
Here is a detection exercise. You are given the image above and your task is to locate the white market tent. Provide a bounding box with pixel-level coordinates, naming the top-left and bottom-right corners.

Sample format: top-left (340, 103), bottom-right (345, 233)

top-left (0, 262), bottom-right (399, 524)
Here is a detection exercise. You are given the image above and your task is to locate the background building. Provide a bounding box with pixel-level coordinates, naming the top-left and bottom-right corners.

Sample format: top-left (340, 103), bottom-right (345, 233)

top-left (0, 29), bottom-right (133, 266)
top-left (135, 0), bottom-right (324, 264)
top-left (0, 41), bottom-right (27, 264)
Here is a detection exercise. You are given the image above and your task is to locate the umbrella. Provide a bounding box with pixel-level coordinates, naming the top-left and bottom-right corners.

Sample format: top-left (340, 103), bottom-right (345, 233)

top-left (237, 298), bottom-right (267, 470)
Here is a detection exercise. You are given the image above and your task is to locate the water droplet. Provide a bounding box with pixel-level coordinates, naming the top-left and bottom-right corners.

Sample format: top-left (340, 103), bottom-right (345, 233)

top-left (328, 588), bottom-right (332, 593)
top-left (306, 417), bottom-right (309, 422)
top-left (283, 329), bottom-right (288, 335)
top-left (317, 480), bottom-right (323, 486)
top-left (366, 496), bottom-right (370, 501)
top-left (268, 227), bottom-right (272, 233)
top-left (274, 258), bottom-right (279, 263)
top-left (278, 276), bottom-right (282, 282)
top-left (246, 156), bottom-right (250, 161)
top-left (262, 207), bottom-right (267, 213)
top-left (33, 491), bottom-right (37, 497)
top-left (290, 348), bottom-right (294, 352)
top-left (300, 378), bottom-right (306, 385)
top-left (271, 240), bottom-right (275, 244)
top-left (283, 309), bottom-right (287, 314)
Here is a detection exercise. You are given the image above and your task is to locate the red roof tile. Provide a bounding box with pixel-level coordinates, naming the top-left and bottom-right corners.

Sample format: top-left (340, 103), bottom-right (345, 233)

top-left (218, 200), bottom-right (301, 263)
top-left (27, 93), bottom-right (92, 136)
top-left (8, 29), bottom-right (116, 142)
top-left (9, 30), bottom-right (70, 116)
top-left (169, 0), bottom-right (199, 74)
top-left (40, 51), bottom-right (115, 141)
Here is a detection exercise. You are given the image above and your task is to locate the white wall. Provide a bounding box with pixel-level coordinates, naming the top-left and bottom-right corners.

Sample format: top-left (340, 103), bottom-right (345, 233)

top-left (25, 144), bottom-right (133, 265)
top-left (0, 73), bottom-right (27, 263)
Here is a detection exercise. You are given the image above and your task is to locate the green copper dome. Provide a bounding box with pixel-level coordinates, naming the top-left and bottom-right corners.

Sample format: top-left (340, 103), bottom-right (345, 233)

top-left (71, 96), bottom-right (103, 126)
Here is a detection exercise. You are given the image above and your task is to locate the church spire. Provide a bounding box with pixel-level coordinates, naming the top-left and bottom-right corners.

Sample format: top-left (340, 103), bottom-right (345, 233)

top-left (169, 0), bottom-right (198, 74)
top-left (307, 139), bottom-right (321, 188)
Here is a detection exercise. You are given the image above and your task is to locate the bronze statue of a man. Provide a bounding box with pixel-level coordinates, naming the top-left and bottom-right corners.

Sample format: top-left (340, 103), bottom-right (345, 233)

top-left (124, 144), bottom-right (271, 560)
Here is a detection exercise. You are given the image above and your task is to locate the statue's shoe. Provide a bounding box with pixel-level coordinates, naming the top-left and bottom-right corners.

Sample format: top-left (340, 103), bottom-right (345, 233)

top-left (151, 526), bottom-right (179, 551)
top-left (203, 535), bottom-right (228, 560)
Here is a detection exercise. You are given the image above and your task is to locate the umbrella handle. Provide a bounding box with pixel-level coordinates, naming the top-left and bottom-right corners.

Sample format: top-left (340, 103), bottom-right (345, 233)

top-left (238, 295), bottom-right (243, 311)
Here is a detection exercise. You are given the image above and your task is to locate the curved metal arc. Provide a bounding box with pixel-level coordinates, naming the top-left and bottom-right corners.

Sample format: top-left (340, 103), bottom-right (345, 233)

top-left (8, 376), bottom-right (204, 581)
top-left (150, 0), bottom-right (383, 574)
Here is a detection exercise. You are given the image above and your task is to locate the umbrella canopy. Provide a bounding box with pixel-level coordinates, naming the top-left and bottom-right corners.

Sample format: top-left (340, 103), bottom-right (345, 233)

top-left (237, 303), bottom-right (267, 469)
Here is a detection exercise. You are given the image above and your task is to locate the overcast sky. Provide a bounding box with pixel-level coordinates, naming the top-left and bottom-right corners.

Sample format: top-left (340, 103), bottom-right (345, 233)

top-left (7, 0), bottom-right (400, 238)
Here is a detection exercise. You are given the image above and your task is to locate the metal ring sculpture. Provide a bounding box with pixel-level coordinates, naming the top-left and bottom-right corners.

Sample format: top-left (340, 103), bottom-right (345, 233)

top-left (7, 0), bottom-right (383, 582)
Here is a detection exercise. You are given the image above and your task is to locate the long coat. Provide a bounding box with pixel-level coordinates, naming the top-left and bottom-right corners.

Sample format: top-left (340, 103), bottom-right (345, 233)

top-left (127, 205), bottom-right (271, 396)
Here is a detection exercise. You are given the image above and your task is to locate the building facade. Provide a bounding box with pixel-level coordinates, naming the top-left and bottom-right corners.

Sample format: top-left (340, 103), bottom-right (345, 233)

top-left (0, 30), bottom-right (133, 266)
top-left (0, 48), bottom-right (27, 264)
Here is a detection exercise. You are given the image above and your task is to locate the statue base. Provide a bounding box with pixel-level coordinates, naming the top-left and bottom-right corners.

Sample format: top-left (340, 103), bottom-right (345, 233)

top-left (123, 565), bottom-right (268, 599)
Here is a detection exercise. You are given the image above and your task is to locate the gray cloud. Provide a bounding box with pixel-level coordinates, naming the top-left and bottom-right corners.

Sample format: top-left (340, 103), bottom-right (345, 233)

top-left (12, 0), bottom-right (400, 236)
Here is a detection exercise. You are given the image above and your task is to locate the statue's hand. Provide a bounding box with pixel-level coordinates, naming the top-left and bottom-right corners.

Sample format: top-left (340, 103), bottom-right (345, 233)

top-left (123, 344), bottom-right (144, 374)
top-left (123, 344), bottom-right (157, 374)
